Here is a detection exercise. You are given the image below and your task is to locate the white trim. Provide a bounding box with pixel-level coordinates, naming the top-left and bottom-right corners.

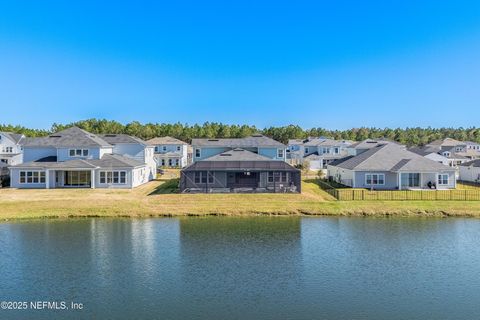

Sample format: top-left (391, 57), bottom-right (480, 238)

top-left (437, 173), bottom-right (449, 185)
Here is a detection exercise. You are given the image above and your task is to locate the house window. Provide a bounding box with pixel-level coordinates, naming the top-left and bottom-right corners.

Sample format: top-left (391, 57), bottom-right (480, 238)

top-left (100, 171), bottom-right (127, 184)
top-left (277, 149), bottom-right (284, 158)
top-left (161, 159), bottom-right (165, 166)
top-left (438, 174), bottom-right (449, 185)
top-left (168, 159), bottom-right (173, 166)
top-left (195, 148), bottom-right (201, 158)
top-left (365, 173), bottom-right (385, 185)
top-left (334, 147), bottom-right (340, 154)
top-left (305, 147), bottom-right (309, 154)
top-left (69, 149), bottom-right (89, 157)
top-left (175, 159), bottom-right (179, 166)
top-left (322, 147), bottom-right (329, 154)
top-left (194, 172), bottom-right (213, 184)
top-left (0, 159), bottom-right (8, 164)
top-left (19, 171), bottom-right (46, 184)
top-left (401, 173), bottom-right (420, 188)
top-left (162, 146), bottom-right (167, 151)
top-left (154, 146), bottom-right (159, 152)
top-left (268, 172), bottom-right (274, 183)
top-left (176, 146), bottom-right (181, 151)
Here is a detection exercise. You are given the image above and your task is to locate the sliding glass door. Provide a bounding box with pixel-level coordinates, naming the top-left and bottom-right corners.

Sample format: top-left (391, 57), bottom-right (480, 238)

top-left (401, 173), bottom-right (420, 188)
top-left (64, 171), bottom-right (91, 187)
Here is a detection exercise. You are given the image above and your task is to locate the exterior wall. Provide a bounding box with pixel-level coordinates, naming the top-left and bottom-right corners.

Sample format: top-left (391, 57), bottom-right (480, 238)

top-left (258, 147), bottom-right (286, 161)
top-left (421, 171), bottom-right (456, 189)
top-left (327, 166), bottom-right (354, 187)
top-left (459, 166), bottom-right (480, 183)
top-left (111, 144), bottom-right (145, 162)
top-left (57, 147), bottom-right (103, 161)
top-left (193, 147), bottom-right (230, 161)
top-left (93, 168), bottom-right (133, 189)
top-left (9, 168), bottom-right (47, 189)
top-left (23, 147), bottom-right (56, 162)
top-left (354, 171), bottom-right (398, 189)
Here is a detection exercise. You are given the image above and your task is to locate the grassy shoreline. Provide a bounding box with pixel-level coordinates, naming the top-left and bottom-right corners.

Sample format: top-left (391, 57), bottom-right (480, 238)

top-left (1, 178), bottom-right (480, 221)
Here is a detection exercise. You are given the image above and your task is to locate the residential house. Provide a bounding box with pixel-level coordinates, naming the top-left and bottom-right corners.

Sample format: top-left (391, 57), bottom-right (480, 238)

top-left (327, 143), bottom-right (456, 190)
top-left (287, 137), bottom-right (352, 170)
top-left (146, 136), bottom-right (188, 168)
top-left (9, 127), bottom-right (156, 189)
top-left (410, 138), bottom-right (476, 169)
top-left (347, 138), bottom-right (402, 156)
top-left (0, 132), bottom-right (25, 166)
top-left (459, 160), bottom-right (480, 183)
top-left (181, 135), bottom-right (300, 193)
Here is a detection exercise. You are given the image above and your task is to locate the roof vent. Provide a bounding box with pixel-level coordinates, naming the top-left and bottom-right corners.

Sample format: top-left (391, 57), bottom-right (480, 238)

top-left (366, 141), bottom-right (377, 144)
top-left (251, 134), bottom-right (263, 137)
top-left (105, 134), bottom-right (117, 137)
top-left (49, 135), bottom-right (61, 138)
top-left (220, 154), bottom-right (232, 156)
top-left (207, 139), bottom-right (219, 141)
top-left (233, 148), bottom-right (244, 151)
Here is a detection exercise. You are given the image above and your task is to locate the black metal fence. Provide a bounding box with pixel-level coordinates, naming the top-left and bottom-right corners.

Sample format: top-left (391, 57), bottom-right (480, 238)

top-left (317, 179), bottom-right (480, 201)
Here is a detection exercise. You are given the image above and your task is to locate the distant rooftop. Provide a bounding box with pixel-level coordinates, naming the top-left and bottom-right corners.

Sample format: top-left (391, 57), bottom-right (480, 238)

top-left (192, 134), bottom-right (284, 148)
top-left (147, 136), bottom-right (187, 145)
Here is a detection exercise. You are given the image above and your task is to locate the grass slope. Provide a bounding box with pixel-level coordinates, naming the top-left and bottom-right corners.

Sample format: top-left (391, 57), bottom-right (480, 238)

top-left (1, 176), bottom-right (480, 221)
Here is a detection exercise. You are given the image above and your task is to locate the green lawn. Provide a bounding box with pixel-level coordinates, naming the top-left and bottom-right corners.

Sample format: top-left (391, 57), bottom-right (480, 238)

top-left (1, 177), bottom-right (480, 221)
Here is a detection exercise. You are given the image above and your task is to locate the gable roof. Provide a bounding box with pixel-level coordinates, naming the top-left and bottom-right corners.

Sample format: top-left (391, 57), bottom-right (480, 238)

top-left (10, 154), bottom-right (145, 169)
top-left (23, 127), bottom-right (112, 148)
top-left (146, 136), bottom-right (187, 145)
top-left (427, 138), bottom-right (465, 147)
top-left (330, 144), bottom-right (452, 172)
top-left (349, 138), bottom-right (400, 150)
top-left (202, 148), bottom-right (273, 161)
top-left (192, 135), bottom-right (285, 148)
top-left (98, 134), bottom-right (148, 146)
top-left (0, 132), bottom-right (25, 145)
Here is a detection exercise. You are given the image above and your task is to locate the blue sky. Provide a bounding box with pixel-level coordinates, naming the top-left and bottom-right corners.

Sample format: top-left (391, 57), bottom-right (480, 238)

top-left (1, 0), bottom-right (480, 129)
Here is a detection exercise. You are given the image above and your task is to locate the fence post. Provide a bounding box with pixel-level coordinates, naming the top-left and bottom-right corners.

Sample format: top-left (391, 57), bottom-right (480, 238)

top-left (465, 189), bottom-right (467, 201)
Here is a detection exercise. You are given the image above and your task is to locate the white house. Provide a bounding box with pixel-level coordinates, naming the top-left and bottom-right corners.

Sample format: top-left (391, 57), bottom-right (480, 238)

top-left (147, 136), bottom-right (189, 168)
top-left (287, 137), bottom-right (352, 170)
top-left (0, 132), bottom-right (25, 166)
top-left (9, 127), bottom-right (156, 189)
top-left (459, 160), bottom-right (480, 183)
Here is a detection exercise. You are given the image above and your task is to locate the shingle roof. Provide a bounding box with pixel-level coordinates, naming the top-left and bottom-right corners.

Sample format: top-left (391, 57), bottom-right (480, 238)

top-left (202, 148), bottom-right (273, 161)
top-left (0, 132), bottom-right (25, 145)
top-left (330, 144), bottom-right (453, 172)
top-left (349, 139), bottom-right (400, 149)
top-left (98, 134), bottom-right (148, 146)
top-left (86, 154), bottom-right (145, 168)
top-left (460, 159), bottom-right (480, 167)
top-left (427, 138), bottom-right (464, 147)
top-left (147, 136), bottom-right (187, 145)
top-left (23, 127), bottom-right (112, 148)
top-left (192, 135), bottom-right (285, 148)
top-left (10, 154), bottom-right (145, 169)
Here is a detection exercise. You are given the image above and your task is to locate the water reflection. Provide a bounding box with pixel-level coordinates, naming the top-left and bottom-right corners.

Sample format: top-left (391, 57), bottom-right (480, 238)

top-left (0, 217), bottom-right (479, 320)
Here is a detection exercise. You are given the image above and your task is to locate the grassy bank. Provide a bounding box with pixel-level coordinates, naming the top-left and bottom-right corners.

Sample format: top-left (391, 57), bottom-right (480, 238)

top-left (1, 176), bottom-right (480, 221)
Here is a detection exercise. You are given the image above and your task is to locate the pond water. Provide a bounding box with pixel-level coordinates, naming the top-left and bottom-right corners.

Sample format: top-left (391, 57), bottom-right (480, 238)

top-left (1, 217), bottom-right (480, 319)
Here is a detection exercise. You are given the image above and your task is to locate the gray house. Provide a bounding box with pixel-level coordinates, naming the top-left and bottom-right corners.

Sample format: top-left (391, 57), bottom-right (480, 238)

top-left (181, 135), bottom-right (299, 193)
top-left (328, 143), bottom-right (456, 190)
top-left (9, 127), bottom-right (156, 189)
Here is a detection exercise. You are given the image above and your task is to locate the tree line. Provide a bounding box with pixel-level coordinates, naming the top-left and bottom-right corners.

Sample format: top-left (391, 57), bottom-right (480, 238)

top-left (1, 119), bottom-right (480, 146)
